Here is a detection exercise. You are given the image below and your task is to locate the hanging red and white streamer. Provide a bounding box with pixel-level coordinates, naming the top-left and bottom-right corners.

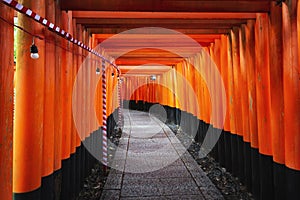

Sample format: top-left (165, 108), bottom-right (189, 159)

top-left (1, 0), bottom-right (119, 71)
top-left (1, 0), bottom-right (124, 166)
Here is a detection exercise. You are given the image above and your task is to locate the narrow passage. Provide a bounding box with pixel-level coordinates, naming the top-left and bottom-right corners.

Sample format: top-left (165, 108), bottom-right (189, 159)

top-left (101, 109), bottom-right (223, 200)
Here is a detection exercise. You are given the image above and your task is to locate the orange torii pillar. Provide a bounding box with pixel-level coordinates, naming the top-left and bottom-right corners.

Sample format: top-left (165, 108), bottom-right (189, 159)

top-left (226, 32), bottom-right (236, 173)
top-left (13, 0), bottom-right (45, 199)
top-left (255, 13), bottom-right (273, 200)
top-left (213, 39), bottom-right (225, 165)
top-left (282, 1), bottom-right (300, 199)
top-left (62, 11), bottom-right (75, 200)
top-left (239, 24), bottom-right (251, 186)
top-left (0, 4), bottom-right (14, 200)
top-left (220, 35), bottom-right (232, 172)
top-left (70, 16), bottom-right (78, 199)
top-left (243, 20), bottom-right (259, 196)
top-left (243, 20), bottom-right (257, 193)
top-left (41, 0), bottom-right (55, 199)
top-left (53, 0), bottom-right (63, 194)
top-left (269, 2), bottom-right (285, 200)
top-left (230, 27), bottom-right (242, 178)
top-left (75, 23), bottom-right (84, 194)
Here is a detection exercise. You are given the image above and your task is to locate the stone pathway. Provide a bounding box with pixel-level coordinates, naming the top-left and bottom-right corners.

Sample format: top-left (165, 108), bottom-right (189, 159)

top-left (101, 109), bottom-right (224, 200)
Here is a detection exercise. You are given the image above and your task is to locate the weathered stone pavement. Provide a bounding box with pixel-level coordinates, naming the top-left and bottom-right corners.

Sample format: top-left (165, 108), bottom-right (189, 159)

top-left (101, 109), bottom-right (224, 200)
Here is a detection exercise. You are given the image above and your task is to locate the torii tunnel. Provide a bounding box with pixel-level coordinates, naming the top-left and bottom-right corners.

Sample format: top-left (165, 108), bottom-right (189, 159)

top-left (0, 0), bottom-right (300, 200)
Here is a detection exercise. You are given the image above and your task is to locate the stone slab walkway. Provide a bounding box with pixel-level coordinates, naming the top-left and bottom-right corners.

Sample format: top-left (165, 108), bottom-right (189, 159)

top-left (101, 109), bottom-right (224, 200)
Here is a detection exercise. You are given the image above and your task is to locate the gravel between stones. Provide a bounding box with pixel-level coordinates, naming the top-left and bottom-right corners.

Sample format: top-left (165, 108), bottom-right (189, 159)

top-left (77, 121), bottom-right (254, 200)
top-left (166, 123), bottom-right (254, 200)
top-left (77, 128), bottom-right (122, 200)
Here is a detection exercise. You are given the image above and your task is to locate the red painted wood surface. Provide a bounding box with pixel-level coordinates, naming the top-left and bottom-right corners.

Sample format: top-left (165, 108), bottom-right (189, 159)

top-left (269, 1), bottom-right (285, 165)
top-left (282, 1), bottom-right (300, 170)
top-left (255, 13), bottom-right (273, 156)
top-left (13, 0), bottom-right (45, 192)
top-left (0, 3), bottom-right (14, 200)
top-left (42, 0), bottom-right (55, 178)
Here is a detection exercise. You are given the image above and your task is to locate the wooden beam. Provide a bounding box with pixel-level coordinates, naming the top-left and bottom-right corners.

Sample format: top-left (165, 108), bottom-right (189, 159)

top-left (116, 51), bottom-right (194, 58)
top-left (76, 18), bottom-right (248, 26)
top-left (117, 57), bottom-right (184, 62)
top-left (99, 42), bottom-right (212, 47)
top-left (96, 38), bottom-right (217, 44)
top-left (120, 65), bottom-right (172, 74)
top-left (93, 34), bottom-right (221, 40)
top-left (82, 23), bottom-right (243, 29)
top-left (73, 11), bottom-right (257, 19)
top-left (61, 0), bottom-right (270, 13)
top-left (116, 58), bottom-right (183, 66)
top-left (103, 47), bottom-right (206, 56)
top-left (87, 28), bottom-right (230, 34)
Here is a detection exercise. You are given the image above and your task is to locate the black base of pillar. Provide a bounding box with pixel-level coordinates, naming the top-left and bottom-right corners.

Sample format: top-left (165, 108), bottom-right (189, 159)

top-left (14, 188), bottom-right (41, 200)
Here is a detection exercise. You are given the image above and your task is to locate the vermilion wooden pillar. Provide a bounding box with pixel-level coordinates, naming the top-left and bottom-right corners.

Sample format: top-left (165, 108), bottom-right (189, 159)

top-left (230, 27), bottom-right (243, 136)
top-left (239, 25), bottom-right (250, 144)
top-left (282, 1), bottom-right (300, 199)
top-left (13, 0), bottom-right (45, 198)
top-left (283, 0), bottom-right (300, 172)
top-left (41, 0), bottom-right (55, 199)
top-left (209, 44), bottom-right (216, 129)
top-left (220, 35), bottom-right (232, 171)
top-left (239, 25), bottom-right (250, 185)
top-left (269, 0), bottom-right (285, 166)
top-left (71, 18), bottom-right (78, 156)
top-left (227, 34), bottom-right (236, 135)
top-left (0, 4), bottom-right (14, 200)
top-left (269, 2), bottom-right (285, 199)
top-left (255, 13), bottom-right (273, 159)
top-left (54, 0), bottom-right (62, 173)
top-left (244, 20), bottom-right (258, 156)
top-left (255, 13), bottom-right (274, 200)
top-left (229, 28), bottom-right (241, 178)
top-left (244, 20), bottom-right (257, 192)
top-left (60, 10), bottom-right (72, 200)
top-left (213, 39), bottom-right (223, 130)
top-left (61, 11), bottom-right (72, 162)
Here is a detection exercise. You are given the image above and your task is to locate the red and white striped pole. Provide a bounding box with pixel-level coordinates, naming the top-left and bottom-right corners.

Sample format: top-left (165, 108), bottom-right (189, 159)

top-left (120, 83), bottom-right (124, 126)
top-left (101, 59), bottom-right (108, 166)
top-left (118, 76), bottom-right (123, 128)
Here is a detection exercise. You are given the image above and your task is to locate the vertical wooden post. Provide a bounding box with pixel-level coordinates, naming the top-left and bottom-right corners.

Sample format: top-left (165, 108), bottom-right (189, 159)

top-left (60, 10), bottom-right (72, 200)
top-left (269, 2), bottom-right (285, 200)
top-left (41, 0), bottom-right (55, 199)
top-left (75, 23), bottom-right (84, 194)
top-left (283, 0), bottom-right (300, 170)
top-left (61, 10), bottom-right (72, 162)
top-left (282, 1), bottom-right (300, 199)
top-left (229, 28), bottom-right (241, 177)
top-left (220, 35), bottom-right (232, 172)
top-left (0, 3), bottom-right (14, 200)
top-left (239, 25), bottom-right (250, 144)
top-left (234, 27), bottom-right (243, 178)
top-left (13, 0), bottom-right (45, 198)
top-left (71, 18), bottom-right (77, 158)
top-left (239, 25), bottom-right (250, 185)
top-left (230, 28), bottom-right (242, 135)
top-left (244, 20), bottom-right (257, 193)
top-left (54, 0), bottom-right (62, 174)
top-left (220, 36), bottom-right (230, 132)
top-left (255, 13), bottom-right (274, 200)
top-left (227, 34), bottom-right (236, 135)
